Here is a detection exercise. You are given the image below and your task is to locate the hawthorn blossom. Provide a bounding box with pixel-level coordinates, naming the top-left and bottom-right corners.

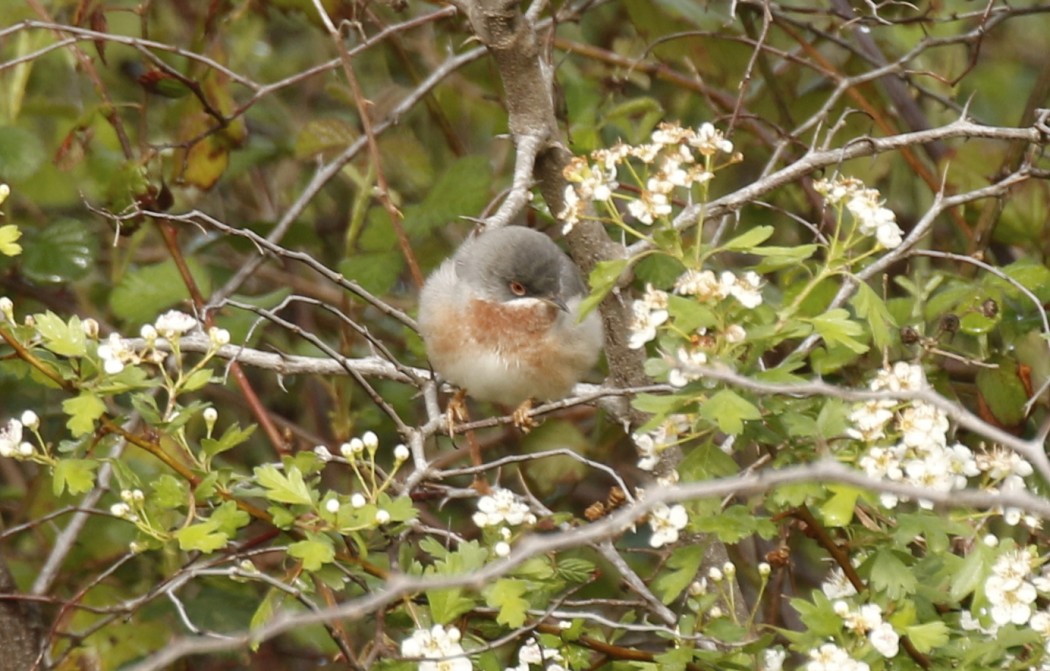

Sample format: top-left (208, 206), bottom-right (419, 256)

top-left (509, 638), bottom-right (565, 671)
top-left (869, 622), bottom-right (900, 658)
top-left (721, 271), bottom-right (763, 308)
top-left (0, 419), bottom-right (24, 458)
top-left (632, 414), bottom-right (691, 471)
top-left (154, 310), bottom-right (198, 339)
top-left (472, 488), bottom-right (535, 528)
top-left (648, 503), bottom-right (688, 548)
top-left (674, 269), bottom-right (727, 301)
top-left (627, 285), bottom-right (669, 349)
top-left (668, 346), bottom-right (707, 387)
top-left (401, 625), bottom-right (472, 671)
top-left (805, 642), bottom-right (868, 671)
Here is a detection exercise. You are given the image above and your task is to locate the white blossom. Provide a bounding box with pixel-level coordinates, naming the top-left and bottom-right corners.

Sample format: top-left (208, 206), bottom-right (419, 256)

top-left (154, 310), bottom-right (198, 338)
top-left (401, 625), bottom-right (472, 671)
top-left (0, 419), bottom-right (23, 458)
top-left (472, 488), bottom-right (535, 528)
top-left (649, 503), bottom-right (688, 548)
top-left (869, 622), bottom-right (900, 658)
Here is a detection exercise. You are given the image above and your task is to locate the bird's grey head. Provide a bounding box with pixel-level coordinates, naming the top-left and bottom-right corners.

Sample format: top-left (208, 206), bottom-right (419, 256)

top-left (456, 226), bottom-right (578, 308)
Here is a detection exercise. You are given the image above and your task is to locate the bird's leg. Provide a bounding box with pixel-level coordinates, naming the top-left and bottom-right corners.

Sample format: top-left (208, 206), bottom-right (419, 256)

top-left (511, 398), bottom-right (538, 433)
top-left (446, 388), bottom-right (469, 437)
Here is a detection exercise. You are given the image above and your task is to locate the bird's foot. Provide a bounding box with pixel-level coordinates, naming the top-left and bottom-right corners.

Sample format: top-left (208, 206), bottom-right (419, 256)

top-left (446, 388), bottom-right (469, 436)
top-left (511, 399), bottom-right (538, 433)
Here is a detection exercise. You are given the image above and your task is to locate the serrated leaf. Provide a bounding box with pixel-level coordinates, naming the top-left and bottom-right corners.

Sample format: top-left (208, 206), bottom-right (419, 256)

top-left (209, 500), bottom-right (251, 535)
top-left (694, 504), bottom-right (776, 542)
top-left (808, 308), bottom-right (868, 354)
top-left (555, 558), bottom-right (595, 583)
top-left (377, 494), bottom-right (418, 523)
top-left (869, 550), bottom-right (917, 599)
top-left (52, 458), bottom-right (98, 496)
top-left (202, 422), bottom-right (256, 459)
top-left (338, 250), bottom-right (403, 296)
top-left (151, 474), bottom-right (188, 508)
top-left (427, 587), bottom-right (477, 625)
top-left (653, 545), bottom-right (704, 604)
top-left (484, 579), bottom-right (529, 628)
top-left (62, 391), bottom-right (106, 437)
top-left (403, 155), bottom-right (492, 236)
top-left (753, 244), bottom-right (818, 272)
top-left (0, 224), bottom-right (21, 256)
top-left (249, 589), bottom-right (284, 644)
top-left (288, 533), bottom-right (335, 571)
top-left (36, 311), bottom-right (87, 357)
top-left (904, 621), bottom-right (950, 653)
top-left (0, 125), bottom-right (46, 181)
top-left (181, 368), bottom-right (214, 392)
top-left (850, 282), bottom-right (896, 351)
top-left (667, 295), bottom-right (717, 333)
top-left (174, 519), bottom-right (229, 553)
top-left (579, 258), bottom-right (627, 319)
top-left (294, 118), bottom-right (356, 158)
top-left (254, 464), bottom-right (314, 505)
top-left (110, 259), bottom-right (211, 324)
top-left (22, 218), bottom-right (97, 284)
top-left (698, 389), bottom-right (761, 435)
top-left (949, 540), bottom-right (992, 602)
top-left (721, 225), bottom-right (774, 251)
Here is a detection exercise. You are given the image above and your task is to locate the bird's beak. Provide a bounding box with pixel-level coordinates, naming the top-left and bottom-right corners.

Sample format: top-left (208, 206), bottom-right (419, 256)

top-left (543, 294), bottom-right (570, 312)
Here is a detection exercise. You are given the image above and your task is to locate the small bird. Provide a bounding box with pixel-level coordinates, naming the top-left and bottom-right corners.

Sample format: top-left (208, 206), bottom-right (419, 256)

top-left (418, 225), bottom-right (603, 428)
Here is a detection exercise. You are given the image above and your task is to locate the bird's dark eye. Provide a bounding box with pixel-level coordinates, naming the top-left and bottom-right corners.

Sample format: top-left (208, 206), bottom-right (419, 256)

top-left (509, 281), bottom-right (527, 296)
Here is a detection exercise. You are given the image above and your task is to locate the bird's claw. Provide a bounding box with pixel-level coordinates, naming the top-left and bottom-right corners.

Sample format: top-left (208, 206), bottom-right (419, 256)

top-left (511, 399), bottom-right (538, 433)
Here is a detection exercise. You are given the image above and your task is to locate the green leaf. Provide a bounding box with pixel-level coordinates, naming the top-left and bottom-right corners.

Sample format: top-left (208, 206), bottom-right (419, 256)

top-left (483, 578), bottom-right (530, 628)
top-left (579, 258), bottom-right (628, 319)
top-left (288, 533), bottom-right (335, 571)
top-left (850, 282), bottom-right (897, 351)
top-left (698, 389), bottom-right (761, 435)
top-left (807, 308), bottom-right (868, 354)
top-left (254, 464), bottom-right (315, 505)
top-left (555, 558), bottom-right (595, 583)
top-left (175, 519), bottom-right (229, 553)
top-left (976, 357), bottom-right (1029, 427)
top-left (753, 244), bottom-right (818, 272)
top-left (721, 225), bottom-right (774, 251)
top-left (21, 218), bottom-right (97, 284)
top-left (0, 126), bottom-right (46, 181)
top-left (869, 550), bottom-right (918, 599)
top-left (949, 542), bottom-right (992, 602)
top-left (63, 392), bottom-right (106, 437)
top-left (667, 295), bottom-right (717, 333)
top-left (377, 494), bottom-right (418, 523)
top-left (694, 504), bottom-right (776, 543)
top-left (819, 485), bottom-right (860, 527)
top-left (52, 458), bottom-right (98, 496)
top-left (36, 311), bottom-right (87, 357)
top-left (209, 500), bottom-right (251, 536)
top-left (181, 368), bottom-right (214, 392)
top-left (904, 621), bottom-right (950, 654)
top-left (652, 545), bottom-right (704, 604)
top-left (403, 155), bottom-right (492, 236)
top-left (249, 589), bottom-right (284, 642)
top-left (110, 259), bottom-right (211, 325)
top-left (0, 224), bottom-right (21, 256)
top-left (427, 587), bottom-right (477, 625)
top-left (294, 118), bottom-right (355, 158)
top-left (338, 250), bottom-right (404, 296)
top-left (151, 474), bottom-right (188, 508)
top-left (202, 423), bottom-right (257, 459)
